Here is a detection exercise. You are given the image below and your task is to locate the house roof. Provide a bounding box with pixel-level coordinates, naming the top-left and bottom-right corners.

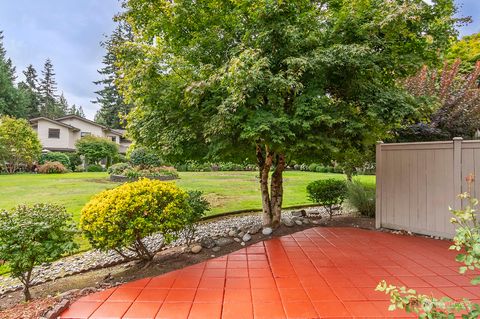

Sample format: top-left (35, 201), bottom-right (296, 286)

top-left (55, 115), bottom-right (124, 136)
top-left (30, 117), bottom-right (80, 131)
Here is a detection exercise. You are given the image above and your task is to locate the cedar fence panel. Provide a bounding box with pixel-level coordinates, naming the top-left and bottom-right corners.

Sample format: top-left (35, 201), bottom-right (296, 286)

top-left (375, 138), bottom-right (478, 238)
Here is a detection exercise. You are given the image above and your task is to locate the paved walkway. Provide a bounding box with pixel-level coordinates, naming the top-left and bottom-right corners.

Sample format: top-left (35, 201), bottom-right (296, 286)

top-left (59, 227), bottom-right (479, 318)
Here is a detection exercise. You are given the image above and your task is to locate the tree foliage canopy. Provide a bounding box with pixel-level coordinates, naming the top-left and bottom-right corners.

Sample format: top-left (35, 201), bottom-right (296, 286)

top-left (75, 135), bottom-right (118, 165)
top-left (116, 0), bottom-right (460, 225)
top-left (0, 116), bottom-right (42, 173)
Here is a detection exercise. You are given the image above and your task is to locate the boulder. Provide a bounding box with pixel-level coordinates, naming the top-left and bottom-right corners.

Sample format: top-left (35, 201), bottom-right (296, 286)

top-left (295, 220), bottom-right (303, 226)
top-left (200, 237), bottom-right (216, 249)
top-left (282, 218), bottom-right (295, 227)
top-left (262, 227), bottom-right (273, 236)
top-left (215, 237), bottom-right (234, 247)
top-left (249, 224), bottom-right (262, 235)
top-left (191, 245), bottom-right (202, 254)
top-left (242, 233), bottom-right (252, 242)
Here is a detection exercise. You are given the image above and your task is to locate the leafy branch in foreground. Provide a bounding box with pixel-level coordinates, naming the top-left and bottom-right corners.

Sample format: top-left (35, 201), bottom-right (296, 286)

top-left (376, 175), bottom-right (480, 318)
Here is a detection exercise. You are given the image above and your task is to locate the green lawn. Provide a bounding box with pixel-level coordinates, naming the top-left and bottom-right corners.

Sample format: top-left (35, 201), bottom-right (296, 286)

top-left (0, 171), bottom-right (375, 250)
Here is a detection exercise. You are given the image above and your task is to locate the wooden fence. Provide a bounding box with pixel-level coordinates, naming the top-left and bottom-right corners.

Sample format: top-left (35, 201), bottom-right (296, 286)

top-left (376, 138), bottom-right (480, 238)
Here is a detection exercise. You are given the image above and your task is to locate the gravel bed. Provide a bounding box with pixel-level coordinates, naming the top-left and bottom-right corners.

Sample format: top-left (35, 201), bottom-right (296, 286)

top-left (0, 206), bottom-right (328, 295)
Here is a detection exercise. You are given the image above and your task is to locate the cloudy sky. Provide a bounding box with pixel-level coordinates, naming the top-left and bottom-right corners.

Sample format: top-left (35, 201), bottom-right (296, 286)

top-left (0, 0), bottom-right (479, 120)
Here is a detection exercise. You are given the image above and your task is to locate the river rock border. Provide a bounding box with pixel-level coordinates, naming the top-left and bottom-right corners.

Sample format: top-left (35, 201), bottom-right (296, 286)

top-left (0, 206), bottom-right (328, 295)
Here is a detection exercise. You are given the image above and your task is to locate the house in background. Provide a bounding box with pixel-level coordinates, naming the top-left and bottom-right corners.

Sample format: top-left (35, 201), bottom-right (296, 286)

top-left (30, 115), bottom-right (131, 154)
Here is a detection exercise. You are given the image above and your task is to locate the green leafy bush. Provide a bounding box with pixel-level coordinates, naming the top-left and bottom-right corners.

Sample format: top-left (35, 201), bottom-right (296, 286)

top-left (86, 164), bottom-right (104, 172)
top-left (66, 152), bottom-right (82, 171)
top-left (377, 179), bottom-right (480, 317)
top-left (37, 161), bottom-right (68, 174)
top-left (307, 179), bottom-right (347, 219)
top-left (80, 179), bottom-right (191, 261)
top-left (123, 166), bottom-right (178, 179)
top-left (39, 152), bottom-right (70, 168)
top-left (0, 204), bottom-right (77, 301)
top-left (346, 180), bottom-right (375, 217)
top-left (76, 135), bottom-right (118, 165)
top-left (308, 163), bottom-right (319, 172)
top-left (129, 147), bottom-right (163, 167)
top-left (107, 162), bottom-right (132, 175)
top-left (182, 191), bottom-right (210, 246)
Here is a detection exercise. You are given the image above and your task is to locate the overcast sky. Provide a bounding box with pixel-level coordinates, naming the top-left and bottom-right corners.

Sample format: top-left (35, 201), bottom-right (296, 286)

top-left (0, 0), bottom-right (479, 120)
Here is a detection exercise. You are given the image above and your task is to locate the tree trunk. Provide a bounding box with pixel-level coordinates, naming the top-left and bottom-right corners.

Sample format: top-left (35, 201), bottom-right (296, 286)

top-left (23, 285), bottom-right (32, 301)
top-left (256, 144), bottom-right (285, 228)
top-left (270, 154), bottom-right (285, 227)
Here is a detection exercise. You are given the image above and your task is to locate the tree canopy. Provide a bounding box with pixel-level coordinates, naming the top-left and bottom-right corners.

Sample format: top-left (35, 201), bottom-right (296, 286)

top-left (116, 0), bottom-right (460, 226)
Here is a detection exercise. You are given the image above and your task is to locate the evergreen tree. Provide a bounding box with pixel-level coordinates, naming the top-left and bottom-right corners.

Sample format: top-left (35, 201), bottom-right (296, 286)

top-left (68, 104), bottom-right (85, 117)
top-left (39, 58), bottom-right (64, 118)
top-left (0, 31), bottom-right (27, 118)
top-left (18, 64), bottom-right (41, 118)
top-left (93, 23), bottom-right (133, 128)
top-left (58, 92), bottom-right (69, 115)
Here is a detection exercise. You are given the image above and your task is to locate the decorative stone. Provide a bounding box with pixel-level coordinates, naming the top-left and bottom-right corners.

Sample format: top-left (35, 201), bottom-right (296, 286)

top-left (212, 246), bottom-right (221, 252)
top-left (302, 218), bottom-right (311, 224)
top-left (249, 224), bottom-right (262, 235)
top-left (240, 242), bottom-right (246, 246)
top-left (191, 245), bottom-right (202, 254)
top-left (295, 220), bottom-right (303, 226)
top-left (215, 237), bottom-right (234, 247)
top-left (242, 233), bottom-right (252, 242)
top-left (200, 237), bottom-right (216, 249)
top-left (238, 231), bottom-right (245, 238)
top-left (282, 218), bottom-right (295, 227)
top-left (234, 237), bottom-right (241, 242)
top-left (228, 230), bottom-right (237, 237)
top-left (262, 227), bottom-right (273, 236)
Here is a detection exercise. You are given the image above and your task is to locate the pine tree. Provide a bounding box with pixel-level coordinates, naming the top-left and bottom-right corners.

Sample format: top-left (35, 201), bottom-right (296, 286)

top-left (68, 104), bottom-right (85, 117)
top-left (58, 92), bottom-right (69, 115)
top-left (93, 22), bottom-right (133, 128)
top-left (39, 58), bottom-right (63, 118)
top-left (0, 31), bottom-right (27, 118)
top-left (18, 64), bottom-right (41, 118)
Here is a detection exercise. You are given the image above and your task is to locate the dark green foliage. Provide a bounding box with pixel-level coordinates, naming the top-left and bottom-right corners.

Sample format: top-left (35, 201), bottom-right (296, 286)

top-left (86, 164), bottom-right (104, 172)
top-left (65, 152), bottom-right (82, 171)
top-left (346, 181), bottom-right (375, 218)
top-left (39, 152), bottom-right (70, 168)
top-left (94, 23), bottom-right (133, 129)
top-left (128, 146), bottom-right (163, 167)
top-left (37, 161), bottom-right (68, 174)
top-left (76, 135), bottom-right (118, 166)
top-left (0, 204), bottom-right (77, 300)
top-left (182, 191), bottom-right (210, 246)
top-left (307, 179), bottom-right (347, 219)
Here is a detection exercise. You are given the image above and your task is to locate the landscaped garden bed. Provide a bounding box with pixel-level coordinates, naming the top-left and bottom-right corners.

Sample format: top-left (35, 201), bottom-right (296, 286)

top-left (0, 209), bottom-right (375, 318)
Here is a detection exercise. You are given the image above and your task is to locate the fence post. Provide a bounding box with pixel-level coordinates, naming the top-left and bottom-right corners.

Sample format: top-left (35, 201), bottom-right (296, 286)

top-left (453, 137), bottom-right (463, 210)
top-left (375, 141), bottom-right (383, 229)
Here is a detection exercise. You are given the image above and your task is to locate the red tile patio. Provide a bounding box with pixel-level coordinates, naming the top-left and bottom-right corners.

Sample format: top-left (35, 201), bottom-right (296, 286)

top-left (59, 227), bottom-right (480, 318)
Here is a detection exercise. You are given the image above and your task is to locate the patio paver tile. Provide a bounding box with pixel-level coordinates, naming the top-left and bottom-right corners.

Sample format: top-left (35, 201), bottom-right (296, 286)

top-left (60, 227), bottom-right (478, 319)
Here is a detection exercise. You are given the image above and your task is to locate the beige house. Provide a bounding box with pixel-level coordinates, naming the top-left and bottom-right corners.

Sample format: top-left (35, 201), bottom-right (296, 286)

top-left (30, 115), bottom-right (131, 154)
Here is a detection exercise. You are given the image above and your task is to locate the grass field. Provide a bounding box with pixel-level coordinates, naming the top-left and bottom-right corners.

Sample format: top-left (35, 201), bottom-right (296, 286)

top-left (0, 171), bottom-right (375, 251)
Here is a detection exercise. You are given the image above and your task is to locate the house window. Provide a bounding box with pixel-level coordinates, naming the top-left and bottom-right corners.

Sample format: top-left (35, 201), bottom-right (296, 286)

top-left (81, 132), bottom-right (91, 137)
top-left (111, 136), bottom-right (116, 142)
top-left (48, 128), bottom-right (60, 139)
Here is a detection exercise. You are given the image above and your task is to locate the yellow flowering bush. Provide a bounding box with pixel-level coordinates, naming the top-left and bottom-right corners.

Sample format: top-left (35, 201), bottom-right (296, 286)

top-left (80, 178), bottom-right (190, 261)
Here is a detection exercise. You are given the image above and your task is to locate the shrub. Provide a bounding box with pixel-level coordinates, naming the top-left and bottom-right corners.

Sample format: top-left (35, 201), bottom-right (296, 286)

top-left (307, 179), bottom-right (347, 219)
top-left (37, 161), bottom-right (68, 174)
top-left (66, 152), bottom-right (82, 170)
top-left (308, 163), bottom-right (319, 172)
top-left (107, 162), bottom-right (132, 175)
top-left (74, 165), bottom-right (85, 172)
top-left (0, 204), bottom-right (77, 301)
top-left (86, 164), bottom-right (104, 172)
top-left (80, 179), bottom-right (191, 261)
top-left (76, 135), bottom-right (118, 166)
top-left (346, 180), bottom-right (375, 217)
top-left (122, 166), bottom-right (179, 179)
top-left (129, 147), bottom-right (163, 167)
top-left (182, 191), bottom-right (210, 246)
top-left (39, 152), bottom-right (70, 168)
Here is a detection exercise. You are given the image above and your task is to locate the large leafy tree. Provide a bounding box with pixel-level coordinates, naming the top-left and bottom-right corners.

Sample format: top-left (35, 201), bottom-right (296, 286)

top-left (446, 33), bottom-right (480, 74)
top-left (0, 116), bottom-right (42, 173)
top-left (116, 0), bottom-right (459, 227)
top-left (94, 22), bottom-right (133, 129)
